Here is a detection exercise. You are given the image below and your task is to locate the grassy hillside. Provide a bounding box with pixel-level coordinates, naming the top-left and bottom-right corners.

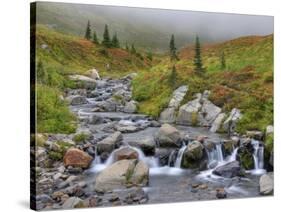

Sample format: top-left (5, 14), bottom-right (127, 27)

top-left (36, 25), bottom-right (151, 77)
top-left (35, 25), bottom-right (152, 134)
top-left (133, 35), bottom-right (273, 133)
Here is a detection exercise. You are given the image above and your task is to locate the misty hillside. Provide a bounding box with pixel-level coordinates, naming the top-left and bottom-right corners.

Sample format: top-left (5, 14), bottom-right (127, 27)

top-left (36, 2), bottom-right (273, 51)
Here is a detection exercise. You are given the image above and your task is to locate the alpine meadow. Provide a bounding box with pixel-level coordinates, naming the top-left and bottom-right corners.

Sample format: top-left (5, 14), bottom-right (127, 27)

top-left (31, 2), bottom-right (274, 211)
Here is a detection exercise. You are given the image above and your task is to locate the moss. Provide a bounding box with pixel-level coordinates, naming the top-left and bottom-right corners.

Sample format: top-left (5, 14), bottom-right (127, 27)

top-left (49, 151), bottom-right (63, 161)
top-left (73, 132), bottom-right (91, 143)
top-left (191, 112), bottom-right (198, 126)
top-left (238, 148), bottom-right (254, 170)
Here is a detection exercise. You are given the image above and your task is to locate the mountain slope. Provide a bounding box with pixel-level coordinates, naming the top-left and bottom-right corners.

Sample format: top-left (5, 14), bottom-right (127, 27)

top-left (132, 35), bottom-right (273, 133)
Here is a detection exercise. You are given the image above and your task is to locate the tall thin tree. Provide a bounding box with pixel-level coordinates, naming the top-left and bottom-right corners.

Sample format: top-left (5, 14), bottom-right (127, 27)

top-left (84, 20), bottom-right (91, 40)
top-left (92, 31), bottom-right (99, 44)
top-left (169, 34), bottom-right (178, 61)
top-left (131, 44), bottom-right (136, 54)
top-left (102, 24), bottom-right (111, 48)
top-left (111, 33), bottom-right (120, 48)
top-left (194, 35), bottom-right (204, 74)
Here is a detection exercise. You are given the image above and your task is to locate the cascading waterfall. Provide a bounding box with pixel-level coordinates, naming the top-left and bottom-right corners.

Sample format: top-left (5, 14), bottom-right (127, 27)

top-left (251, 139), bottom-right (265, 174)
top-left (174, 144), bottom-right (187, 168)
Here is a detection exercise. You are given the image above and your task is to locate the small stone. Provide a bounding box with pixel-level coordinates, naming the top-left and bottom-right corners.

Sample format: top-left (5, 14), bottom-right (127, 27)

top-left (216, 188), bottom-right (227, 199)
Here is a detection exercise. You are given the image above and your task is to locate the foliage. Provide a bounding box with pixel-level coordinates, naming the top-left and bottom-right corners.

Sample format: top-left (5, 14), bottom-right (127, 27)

top-left (84, 20), bottom-right (91, 40)
top-left (168, 65), bottom-right (178, 88)
top-left (73, 132), bottom-right (91, 143)
top-left (220, 51), bottom-right (226, 70)
top-left (169, 34), bottom-right (178, 61)
top-left (111, 33), bottom-right (120, 48)
top-left (36, 84), bottom-right (76, 134)
top-left (92, 31), bottom-right (99, 44)
top-left (102, 24), bottom-right (111, 48)
top-left (194, 35), bottom-right (204, 74)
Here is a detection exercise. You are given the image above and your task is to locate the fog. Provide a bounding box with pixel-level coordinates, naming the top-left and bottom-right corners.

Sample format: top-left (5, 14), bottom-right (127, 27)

top-left (37, 2), bottom-right (274, 50)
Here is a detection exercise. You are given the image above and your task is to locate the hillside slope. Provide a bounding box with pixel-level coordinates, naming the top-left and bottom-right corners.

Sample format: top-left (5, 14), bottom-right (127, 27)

top-left (133, 35), bottom-right (273, 133)
top-left (36, 25), bottom-right (151, 77)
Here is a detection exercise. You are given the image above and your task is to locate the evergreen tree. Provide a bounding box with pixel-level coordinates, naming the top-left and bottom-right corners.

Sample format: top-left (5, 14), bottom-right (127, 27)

top-left (92, 31), bottom-right (99, 44)
top-left (169, 34), bottom-right (178, 61)
top-left (84, 20), bottom-right (91, 40)
top-left (194, 35), bottom-right (204, 74)
top-left (102, 24), bottom-right (111, 48)
top-left (130, 44), bottom-right (136, 54)
top-left (220, 51), bottom-right (226, 70)
top-left (111, 33), bottom-right (120, 48)
top-left (146, 51), bottom-right (153, 61)
top-left (168, 65), bottom-right (177, 88)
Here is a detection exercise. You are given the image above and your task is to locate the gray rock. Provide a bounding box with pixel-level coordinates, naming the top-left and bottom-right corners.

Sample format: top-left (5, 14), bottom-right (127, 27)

top-left (223, 108), bottom-right (242, 135)
top-left (246, 130), bottom-right (264, 140)
top-left (66, 95), bottom-right (88, 106)
top-left (154, 124), bottom-right (181, 148)
top-left (181, 141), bottom-right (205, 169)
top-left (176, 97), bottom-right (201, 126)
top-left (213, 161), bottom-right (241, 178)
top-left (62, 197), bottom-right (84, 209)
top-left (266, 125), bottom-right (274, 136)
top-left (128, 137), bottom-right (156, 155)
top-left (198, 100), bottom-right (221, 126)
top-left (259, 173), bottom-right (274, 195)
top-left (95, 159), bottom-right (149, 193)
top-left (123, 100), bottom-right (137, 113)
top-left (159, 107), bottom-right (176, 124)
top-left (97, 132), bottom-right (123, 154)
top-left (210, 113), bottom-right (225, 133)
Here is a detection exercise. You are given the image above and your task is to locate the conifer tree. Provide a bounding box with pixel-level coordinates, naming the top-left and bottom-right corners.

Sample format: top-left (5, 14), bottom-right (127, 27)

top-left (125, 42), bottom-right (129, 51)
top-left (102, 24), bottom-right (111, 48)
top-left (92, 31), bottom-right (99, 44)
top-left (168, 65), bottom-right (177, 88)
top-left (194, 35), bottom-right (204, 74)
top-left (111, 33), bottom-right (120, 48)
top-left (131, 44), bottom-right (136, 54)
top-left (84, 20), bottom-right (91, 40)
top-left (220, 51), bottom-right (226, 70)
top-left (169, 34), bottom-right (178, 61)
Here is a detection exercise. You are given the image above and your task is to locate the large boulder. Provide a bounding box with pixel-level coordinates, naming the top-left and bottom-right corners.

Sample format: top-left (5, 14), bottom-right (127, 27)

top-left (63, 148), bottom-right (93, 168)
top-left (87, 68), bottom-right (100, 80)
top-left (69, 74), bottom-right (96, 89)
top-left (66, 95), bottom-right (88, 106)
top-left (128, 137), bottom-right (156, 155)
top-left (259, 173), bottom-right (274, 195)
top-left (123, 100), bottom-right (137, 113)
top-left (213, 161), bottom-right (241, 178)
top-left (197, 100), bottom-right (221, 126)
top-left (95, 159), bottom-right (149, 193)
top-left (223, 108), bottom-right (242, 134)
top-left (97, 132), bottom-right (123, 155)
top-left (113, 147), bottom-right (139, 162)
top-left (181, 141), bottom-right (205, 169)
top-left (154, 124), bottom-right (181, 148)
top-left (176, 97), bottom-right (201, 126)
top-left (159, 86), bottom-right (188, 124)
top-left (210, 113), bottom-right (226, 133)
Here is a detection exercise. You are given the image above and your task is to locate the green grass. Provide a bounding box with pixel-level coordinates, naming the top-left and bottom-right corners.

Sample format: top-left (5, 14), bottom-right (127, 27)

top-left (133, 35), bottom-right (273, 133)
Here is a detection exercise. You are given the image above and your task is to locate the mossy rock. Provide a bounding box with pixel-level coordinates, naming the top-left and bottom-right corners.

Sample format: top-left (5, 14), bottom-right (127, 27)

top-left (237, 147), bottom-right (254, 170)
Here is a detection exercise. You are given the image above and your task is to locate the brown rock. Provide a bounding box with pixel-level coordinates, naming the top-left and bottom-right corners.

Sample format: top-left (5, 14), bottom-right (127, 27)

top-left (114, 147), bottom-right (139, 161)
top-left (63, 148), bottom-right (93, 168)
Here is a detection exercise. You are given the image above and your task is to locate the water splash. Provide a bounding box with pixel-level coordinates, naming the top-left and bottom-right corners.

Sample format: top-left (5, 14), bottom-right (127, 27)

top-left (174, 144), bottom-right (187, 168)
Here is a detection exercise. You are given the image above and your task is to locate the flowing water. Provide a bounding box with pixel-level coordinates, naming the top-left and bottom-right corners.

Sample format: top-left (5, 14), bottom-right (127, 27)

top-left (72, 78), bottom-right (266, 203)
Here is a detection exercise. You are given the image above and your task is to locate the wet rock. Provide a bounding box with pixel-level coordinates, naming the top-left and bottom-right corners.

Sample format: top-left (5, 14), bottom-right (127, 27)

top-left (237, 147), bottom-right (254, 170)
top-left (213, 161), bottom-right (241, 178)
top-left (128, 137), bottom-right (156, 156)
top-left (155, 148), bottom-right (175, 166)
top-left (66, 95), bottom-right (88, 106)
top-left (150, 120), bottom-right (161, 127)
top-left (113, 147), bottom-right (139, 161)
top-left (123, 100), bottom-right (137, 113)
top-left (36, 194), bottom-right (53, 203)
top-left (216, 188), bottom-right (227, 199)
top-left (130, 161), bottom-right (149, 186)
top-left (62, 197), bottom-right (85, 209)
top-left (246, 130), bottom-right (264, 140)
top-left (88, 115), bottom-right (105, 125)
top-left (210, 113), bottom-right (225, 133)
top-left (95, 159), bottom-right (149, 193)
top-left (63, 148), bottom-right (93, 168)
top-left (181, 141), bottom-right (205, 169)
top-left (154, 124), bottom-right (181, 148)
top-left (115, 125), bottom-right (139, 133)
top-left (259, 172), bottom-right (274, 195)
top-left (222, 139), bottom-right (237, 155)
top-left (97, 132), bottom-right (123, 154)
top-left (223, 108), bottom-right (242, 135)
